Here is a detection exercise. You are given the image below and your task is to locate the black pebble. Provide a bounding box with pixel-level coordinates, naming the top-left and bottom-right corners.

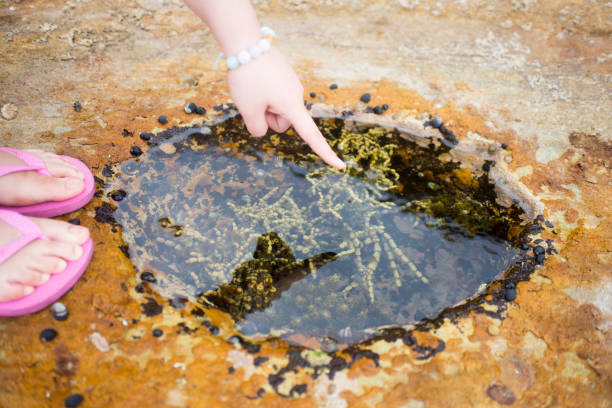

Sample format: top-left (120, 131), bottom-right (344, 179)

top-left (140, 272), bottom-right (157, 283)
top-left (482, 162), bottom-right (491, 172)
top-left (520, 243), bottom-right (530, 251)
top-left (513, 198), bottom-right (520, 205)
top-left (505, 282), bottom-right (516, 289)
top-left (228, 366), bottom-right (235, 374)
top-left (501, 143), bottom-right (508, 149)
top-left (72, 101), bottom-right (82, 112)
top-left (139, 132), bottom-right (153, 141)
top-left (157, 115), bottom-right (168, 124)
top-left (40, 328), bottom-right (57, 342)
top-left (130, 146), bottom-right (143, 157)
top-left (329, 83), bottom-right (338, 90)
top-left (64, 393), bottom-right (84, 407)
top-left (186, 102), bottom-right (197, 113)
top-left (213, 104), bottom-right (223, 111)
top-left (110, 191), bottom-right (125, 201)
top-left (535, 253), bottom-right (546, 264)
top-left (533, 245), bottom-right (545, 256)
top-left (360, 93), bottom-right (371, 103)
top-left (201, 320), bottom-right (211, 328)
top-left (544, 220), bottom-right (554, 228)
top-left (195, 106), bottom-right (206, 115)
top-left (373, 106), bottom-right (384, 115)
top-left (153, 329), bottom-right (163, 338)
top-left (134, 283), bottom-right (145, 293)
top-left (431, 117), bottom-right (443, 129)
top-left (209, 325), bottom-right (220, 335)
top-left (505, 288), bottom-right (517, 301)
top-left (382, 104), bottom-right (389, 110)
top-left (68, 219), bottom-right (80, 225)
top-left (309, 92), bottom-right (316, 98)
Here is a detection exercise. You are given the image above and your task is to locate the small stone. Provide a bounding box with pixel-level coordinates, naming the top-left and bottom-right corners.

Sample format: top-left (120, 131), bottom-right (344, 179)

top-left (139, 132), bottom-right (153, 141)
top-left (209, 325), bottom-right (220, 335)
top-left (533, 245), bottom-right (545, 256)
top-left (159, 143), bottom-right (176, 155)
top-left (194, 106), bottom-right (206, 115)
top-left (486, 384), bottom-right (515, 405)
top-left (157, 115), bottom-right (168, 124)
top-left (40, 328), bottom-right (58, 342)
top-left (544, 220), bottom-right (554, 228)
top-left (1, 103), bottom-right (18, 120)
top-left (373, 106), bottom-right (383, 115)
top-left (51, 302), bottom-right (69, 321)
top-left (153, 329), bottom-right (163, 338)
top-left (505, 288), bottom-right (517, 301)
top-left (535, 253), bottom-right (546, 263)
top-left (89, 332), bottom-right (110, 352)
top-left (110, 191), bottom-right (126, 201)
top-left (487, 325), bottom-right (500, 336)
top-left (329, 83), bottom-right (338, 90)
top-left (488, 144), bottom-right (499, 154)
top-left (140, 272), bottom-right (156, 283)
top-left (64, 393), bottom-right (84, 407)
top-left (520, 243), bottom-right (530, 250)
top-left (184, 102), bottom-right (196, 114)
top-left (431, 117), bottom-right (443, 128)
top-left (360, 93), bottom-right (371, 103)
top-left (482, 162), bottom-right (491, 171)
top-left (309, 92), bottom-right (316, 98)
top-left (382, 104), bottom-right (389, 110)
top-left (130, 146), bottom-right (142, 157)
top-left (72, 101), bottom-right (82, 112)
top-left (501, 143), bottom-right (508, 149)
top-left (319, 95), bottom-right (326, 102)
top-left (68, 219), bottom-right (80, 225)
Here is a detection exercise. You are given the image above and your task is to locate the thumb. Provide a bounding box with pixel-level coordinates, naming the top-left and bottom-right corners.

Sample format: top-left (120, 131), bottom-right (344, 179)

top-left (285, 108), bottom-right (346, 169)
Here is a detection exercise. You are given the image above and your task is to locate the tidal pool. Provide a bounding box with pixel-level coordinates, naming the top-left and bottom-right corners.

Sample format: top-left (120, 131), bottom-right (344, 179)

top-left (106, 114), bottom-right (526, 346)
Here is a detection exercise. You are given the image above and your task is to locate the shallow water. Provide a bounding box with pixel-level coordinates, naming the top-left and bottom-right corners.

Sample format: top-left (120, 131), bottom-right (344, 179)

top-left (108, 115), bottom-right (523, 345)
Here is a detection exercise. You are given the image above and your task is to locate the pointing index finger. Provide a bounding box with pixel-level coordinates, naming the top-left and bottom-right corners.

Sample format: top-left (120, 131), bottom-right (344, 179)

top-left (286, 108), bottom-right (346, 169)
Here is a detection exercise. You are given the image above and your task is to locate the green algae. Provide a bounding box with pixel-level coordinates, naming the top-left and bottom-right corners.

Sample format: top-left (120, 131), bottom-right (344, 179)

top-left (106, 114), bottom-right (526, 346)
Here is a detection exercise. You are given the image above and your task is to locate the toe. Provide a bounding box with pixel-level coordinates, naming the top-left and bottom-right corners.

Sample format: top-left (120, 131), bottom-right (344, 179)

top-left (8, 268), bottom-right (50, 286)
top-left (0, 172), bottom-right (84, 206)
top-left (0, 282), bottom-right (33, 302)
top-left (45, 158), bottom-right (83, 179)
top-left (34, 218), bottom-right (90, 245)
top-left (30, 240), bottom-right (83, 262)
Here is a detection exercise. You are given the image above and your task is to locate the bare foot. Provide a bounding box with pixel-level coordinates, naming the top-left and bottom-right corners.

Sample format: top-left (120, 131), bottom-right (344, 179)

top-left (0, 149), bottom-right (85, 207)
top-left (0, 217), bottom-right (90, 301)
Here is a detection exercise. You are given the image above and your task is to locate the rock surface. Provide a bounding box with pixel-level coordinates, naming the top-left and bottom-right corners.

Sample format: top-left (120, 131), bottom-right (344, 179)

top-left (0, 0), bottom-right (610, 406)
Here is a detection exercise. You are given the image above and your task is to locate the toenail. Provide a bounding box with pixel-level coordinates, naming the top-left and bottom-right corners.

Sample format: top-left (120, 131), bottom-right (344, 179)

top-left (69, 225), bottom-right (87, 236)
top-left (24, 286), bottom-right (34, 295)
top-left (65, 178), bottom-right (82, 192)
top-left (55, 260), bottom-right (67, 273)
top-left (41, 274), bottom-right (50, 283)
top-left (72, 245), bottom-right (83, 258)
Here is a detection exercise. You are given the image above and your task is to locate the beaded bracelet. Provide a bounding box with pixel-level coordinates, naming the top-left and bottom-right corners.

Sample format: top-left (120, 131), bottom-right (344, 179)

top-left (215, 26), bottom-right (276, 72)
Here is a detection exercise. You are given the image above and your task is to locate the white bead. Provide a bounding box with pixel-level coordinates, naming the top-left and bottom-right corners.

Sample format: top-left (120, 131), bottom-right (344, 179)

top-left (237, 50), bottom-right (251, 65)
top-left (261, 26), bottom-right (275, 37)
top-left (249, 44), bottom-right (262, 58)
top-left (258, 38), bottom-right (271, 52)
top-left (226, 56), bottom-right (239, 70)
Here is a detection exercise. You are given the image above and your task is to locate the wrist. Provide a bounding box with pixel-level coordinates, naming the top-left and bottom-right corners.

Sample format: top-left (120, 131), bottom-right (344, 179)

top-left (216, 27), bottom-right (276, 72)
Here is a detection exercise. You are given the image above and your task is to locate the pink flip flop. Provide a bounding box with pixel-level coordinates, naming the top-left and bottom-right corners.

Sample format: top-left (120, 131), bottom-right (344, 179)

top-left (0, 209), bottom-right (93, 317)
top-left (0, 147), bottom-right (95, 218)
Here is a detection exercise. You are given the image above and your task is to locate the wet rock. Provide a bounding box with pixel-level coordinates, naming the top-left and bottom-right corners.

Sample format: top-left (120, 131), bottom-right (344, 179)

top-left (533, 245), bottom-right (545, 256)
top-left (157, 115), bottom-right (168, 124)
top-left (373, 106), bottom-right (383, 115)
top-left (486, 384), bottom-right (516, 405)
top-left (139, 132), bottom-right (153, 141)
top-left (195, 106), bottom-right (206, 115)
top-left (40, 328), bottom-right (57, 342)
top-left (51, 302), bottom-right (69, 321)
top-left (360, 93), bottom-right (371, 103)
top-left (64, 393), bottom-right (84, 407)
top-left (184, 102), bottom-right (196, 114)
top-left (110, 190), bottom-right (126, 201)
top-left (130, 146), bottom-right (143, 157)
top-left (505, 288), bottom-right (517, 301)
top-left (382, 104), bottom-right (389, 110)
top-left (501, 143), bottom-right (508, 149)
top-left (153, 329), bottom-right (163, 337)
top-left (72, 101), bottom-right (82, 112)
top-left (309, 92), bottom-right (316, 98)
top-left (1, 103), bottom-right (17, 120)
top-left (329, 83), bottom-right (338, 90)
top-left (140, 272), bottom-right (156, 283)
top-left (431, 117), bottom-right (443, 129)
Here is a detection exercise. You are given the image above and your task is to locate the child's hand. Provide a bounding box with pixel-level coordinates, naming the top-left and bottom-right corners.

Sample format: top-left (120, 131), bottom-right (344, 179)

top-left (227, 48), bottom-right (346, 170)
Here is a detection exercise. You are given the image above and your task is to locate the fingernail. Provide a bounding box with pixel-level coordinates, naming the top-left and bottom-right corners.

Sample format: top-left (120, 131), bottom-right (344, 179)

top-left (55, 260), bottom-right (67, 273)
top-left (65, 178), bottom-right (82, 192)
top-left (24, 286), bottom-right (34, 295)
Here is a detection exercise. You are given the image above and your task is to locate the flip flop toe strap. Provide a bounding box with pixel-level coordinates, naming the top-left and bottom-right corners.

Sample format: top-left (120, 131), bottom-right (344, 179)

top-left (0, 147), bottom-right (52, 177)
top-left (0, 210), bottom-right (47, 264)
